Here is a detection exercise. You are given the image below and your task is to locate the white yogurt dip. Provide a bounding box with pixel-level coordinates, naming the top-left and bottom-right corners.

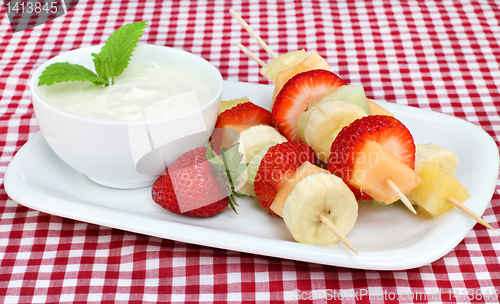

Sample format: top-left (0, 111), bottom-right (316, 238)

top-left (38, 61), bottom-right (213, 122)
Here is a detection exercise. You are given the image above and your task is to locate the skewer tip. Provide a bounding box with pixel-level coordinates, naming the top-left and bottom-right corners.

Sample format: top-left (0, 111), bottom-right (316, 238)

top-left (318, 214), bottom-right (359, 255)
top-left (446, 197), bottom-right (494, 230)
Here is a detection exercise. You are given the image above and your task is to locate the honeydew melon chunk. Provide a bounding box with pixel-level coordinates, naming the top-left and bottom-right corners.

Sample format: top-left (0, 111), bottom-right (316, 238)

top-left (237, 141), bottom-right (276, 197)
top-left (314, 85), bottom-right (371, 115)
top-left (246, 141), bottom-right (276, 186)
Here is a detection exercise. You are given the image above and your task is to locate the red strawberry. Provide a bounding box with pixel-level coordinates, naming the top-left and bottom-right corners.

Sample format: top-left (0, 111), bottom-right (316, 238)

top-left (272, 69), bottom-right (347, 141)
top-left (254, 141), bottom-right (316, 215)
top-left (212, 102), bottom-right (274, 153)
top-left (152, 144), bottom-right (246, 217)
top-left (152, 147), bottom-right (229, 217)
top-left (216, 102), bottom-right (273, 129)
top-left (328, 115), bottom-right (416, 201)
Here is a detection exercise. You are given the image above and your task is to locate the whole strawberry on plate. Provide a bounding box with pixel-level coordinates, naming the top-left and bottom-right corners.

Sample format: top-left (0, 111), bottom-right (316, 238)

top-left (152, 143), bottom-right (247, 217)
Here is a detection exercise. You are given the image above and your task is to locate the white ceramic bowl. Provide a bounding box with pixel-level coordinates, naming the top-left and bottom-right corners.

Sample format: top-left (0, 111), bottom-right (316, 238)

top-left (31, 44), bottom-right (223, 189)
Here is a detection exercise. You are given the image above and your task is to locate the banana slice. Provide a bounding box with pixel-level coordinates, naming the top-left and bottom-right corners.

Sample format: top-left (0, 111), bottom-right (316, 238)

top-left (301, 99), bottom-right (367, 163)
top-left (237, 125), bottom-right (287, 163)
top-left (415, 143), bottom-right (458, 175)
top-left (282, 173), bottom-right (358, 246)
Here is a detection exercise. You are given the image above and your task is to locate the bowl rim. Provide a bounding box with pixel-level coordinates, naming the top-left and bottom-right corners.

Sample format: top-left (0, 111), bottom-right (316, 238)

top-left (30, 44), bottom-right (223, 126)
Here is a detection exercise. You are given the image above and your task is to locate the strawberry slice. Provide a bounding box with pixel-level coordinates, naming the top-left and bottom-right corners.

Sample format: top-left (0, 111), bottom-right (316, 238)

top-left (216, 102), bottom-right (273, 129)
top-left (272, 69), bottom-right (347, 141)
top-left (328, 115), bottom-right (416, 201)
top-left (213, 102), bottom-right (273, 152)
top-left (254, 141), bottom-right (316, 215)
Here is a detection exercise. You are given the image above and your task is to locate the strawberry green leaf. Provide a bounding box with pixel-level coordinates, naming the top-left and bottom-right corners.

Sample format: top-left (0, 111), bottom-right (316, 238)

top-left (38, 62), bottom-right (109, 86)
top-left (206, 141), bottom-right (248, 214)
top-left (228, 195), bottom-right (239, 215)
top-left (232, 190), bottom-right (248, 199)
top-left (223, 143), bottom-right (244, 171)
top-left (206, 144), bottom-right (225, 170)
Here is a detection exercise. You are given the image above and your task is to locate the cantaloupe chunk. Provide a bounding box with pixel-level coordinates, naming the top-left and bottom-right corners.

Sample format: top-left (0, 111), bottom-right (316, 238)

top-left (272, 50), bottom-right (331, 102)
top-left (270, 161), bottom-right (328, 216)
top-left (351, 140), bottom-right (421, 204)
top-left (407, 161), bottom-right (470, 218)
top-left (367, 99), bottom-right (393, 116)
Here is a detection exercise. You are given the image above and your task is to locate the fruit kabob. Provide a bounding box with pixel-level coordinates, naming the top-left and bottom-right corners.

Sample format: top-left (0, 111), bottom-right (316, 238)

top-left (213, 95), bottom-right (360, 253)
top-left (229, 9), bottom-right (494, 231)
top-left (151, 10), bottom-right (493, 255)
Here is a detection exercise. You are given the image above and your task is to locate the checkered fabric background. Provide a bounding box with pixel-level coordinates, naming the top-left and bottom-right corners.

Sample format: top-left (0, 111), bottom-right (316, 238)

top-left (1, 0), bottom-right (499, 303)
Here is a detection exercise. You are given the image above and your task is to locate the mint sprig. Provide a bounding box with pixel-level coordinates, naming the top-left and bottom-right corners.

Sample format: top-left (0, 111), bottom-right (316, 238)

top-left (38, 21), bottom-right (147, 87)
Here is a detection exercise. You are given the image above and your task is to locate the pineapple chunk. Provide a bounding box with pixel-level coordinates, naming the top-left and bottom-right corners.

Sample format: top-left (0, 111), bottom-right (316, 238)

top-left (260, 50), bottom-right (309, 84)
top-left (272, 50), bottom-right (331, 101)
top-left (219, 97), bottom-right (251, 114)
top-left (270, 161), bottom-right (328, 216)
top-left (407, 161), bottom-right (470, 218)
top-left (351, 140), bottom-right (422, 204)
top-left (415, 143), bottom-right (459, 176)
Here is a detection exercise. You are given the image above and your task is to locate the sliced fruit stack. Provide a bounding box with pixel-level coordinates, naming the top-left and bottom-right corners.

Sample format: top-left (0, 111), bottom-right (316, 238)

top-left (253, 141), bottom-right (316, 215)
top-left (269, 161), bottom-right (358, 247)
top-left (151, 46), bottom-right (492, 253)
top-left (211, 97), bottom-right (273, 152)
top-left (328, 115), bottom-right (421, 204)
top-left (260, 50), bottom-right (491, 231)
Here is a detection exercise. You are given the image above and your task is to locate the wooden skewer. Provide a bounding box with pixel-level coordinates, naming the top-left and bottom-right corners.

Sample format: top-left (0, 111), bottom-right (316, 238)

top-left (446, 197), bottom-right (494, 230)
top-left (386, 179), bottom-right (417, 214)
top-left (237, 43), bottom-right (266, 67)
top-left (318, 213), bottom-right (359, 255)
top-left (229, 8), bottom-right (278, 59)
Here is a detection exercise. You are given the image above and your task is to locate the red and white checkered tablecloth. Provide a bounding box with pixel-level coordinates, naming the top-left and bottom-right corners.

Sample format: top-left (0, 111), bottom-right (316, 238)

top-left (1, 0), bottom-right (499, 303)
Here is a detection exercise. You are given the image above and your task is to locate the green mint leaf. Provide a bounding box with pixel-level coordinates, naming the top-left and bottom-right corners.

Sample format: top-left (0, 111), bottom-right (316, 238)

top-left (92, 21), bottom-right (147, 84)
top-left (38, 62), bottom-right (109, 86)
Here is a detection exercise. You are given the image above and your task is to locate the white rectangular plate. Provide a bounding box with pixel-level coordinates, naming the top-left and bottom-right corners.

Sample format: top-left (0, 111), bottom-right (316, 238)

top-left (5, 80), bottom-right (499, 270)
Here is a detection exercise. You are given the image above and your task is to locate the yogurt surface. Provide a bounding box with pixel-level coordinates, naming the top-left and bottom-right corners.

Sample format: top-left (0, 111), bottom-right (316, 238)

top-left (38, 61), bottom-right (213, 122)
